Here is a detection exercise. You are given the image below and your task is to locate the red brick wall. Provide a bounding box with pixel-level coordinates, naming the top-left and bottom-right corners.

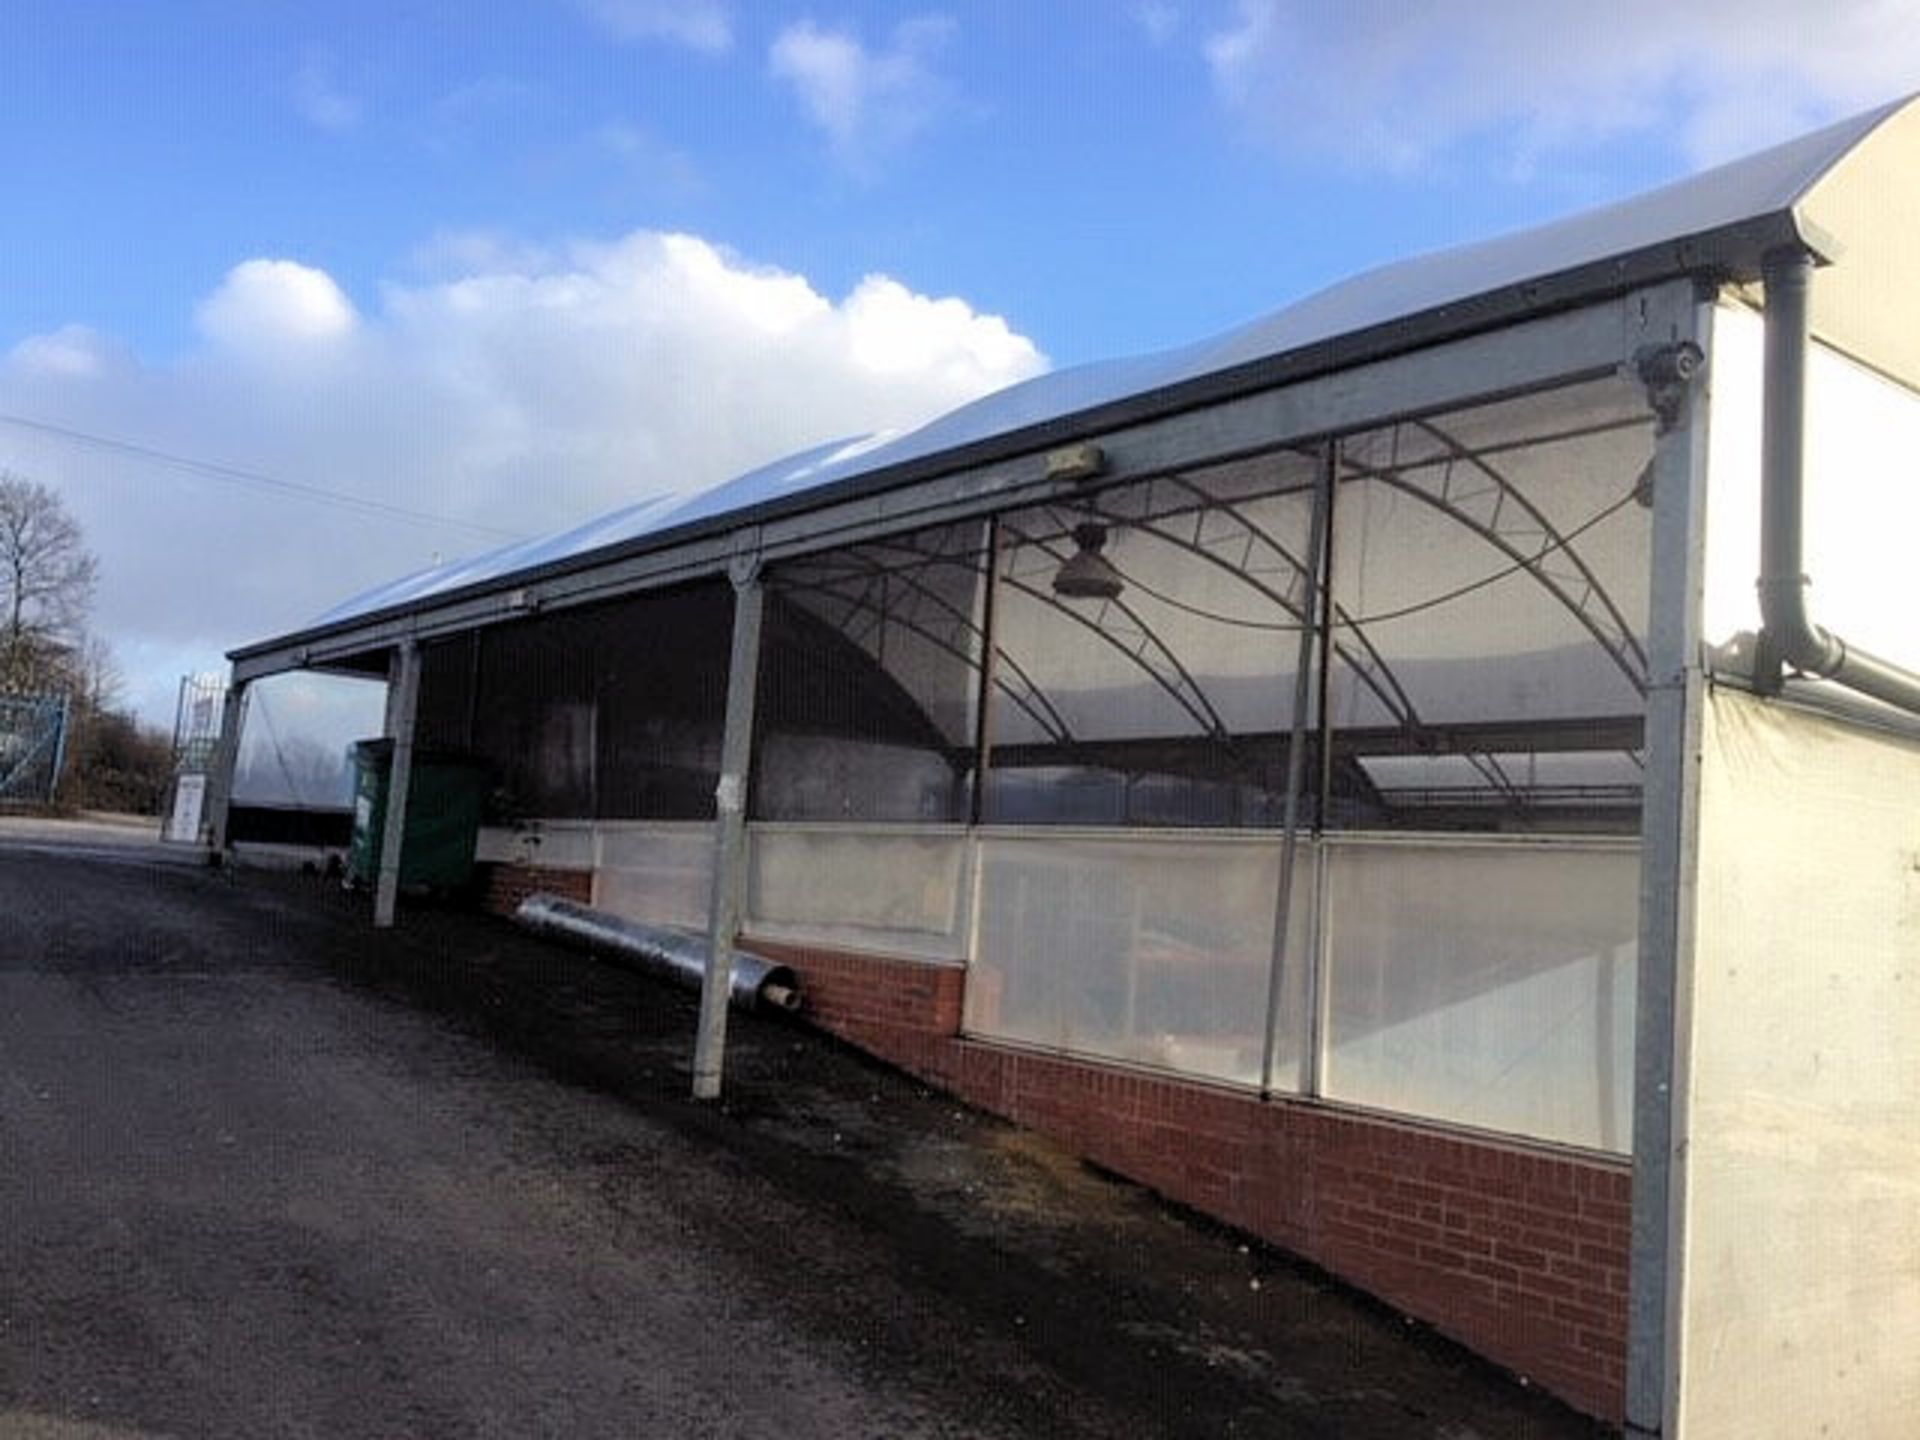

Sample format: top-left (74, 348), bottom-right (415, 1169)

top-left (751, 938), bottom-right (1630, 1424)
top-left (781, 946), bottom-right (966, 1043)
top-left (480, 862), bottom-right (593, 916)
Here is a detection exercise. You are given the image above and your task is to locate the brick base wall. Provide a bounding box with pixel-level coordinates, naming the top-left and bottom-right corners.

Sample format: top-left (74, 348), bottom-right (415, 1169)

top-left (751, 939), bottom-right (1630, 1424)
top-left (479, 862), bottom-right (593, 916)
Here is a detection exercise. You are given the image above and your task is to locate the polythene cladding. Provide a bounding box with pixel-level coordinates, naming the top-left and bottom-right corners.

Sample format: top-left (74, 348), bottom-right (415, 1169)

top-left (423, 372), bottom-right (1654, 1155)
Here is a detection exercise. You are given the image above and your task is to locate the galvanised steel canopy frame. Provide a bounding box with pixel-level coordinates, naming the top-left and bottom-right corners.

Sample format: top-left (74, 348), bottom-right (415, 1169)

top-left (214, 292), bottom-right (1694, 1036)
top-left (220, 99), bottom-right (1920, 1434)
top-left (216, 278), bottom-right (1711, 1438)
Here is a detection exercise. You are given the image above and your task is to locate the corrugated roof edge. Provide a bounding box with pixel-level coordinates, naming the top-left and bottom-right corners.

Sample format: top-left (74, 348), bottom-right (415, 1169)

top-left (229, 99), bottom-right (1906, 666)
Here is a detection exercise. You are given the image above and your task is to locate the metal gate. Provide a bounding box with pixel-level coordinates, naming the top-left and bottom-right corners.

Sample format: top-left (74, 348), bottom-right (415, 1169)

top-left (162, 673), bottom-right (229, 844)
top-left (0, 693), bottom-right (70, 804)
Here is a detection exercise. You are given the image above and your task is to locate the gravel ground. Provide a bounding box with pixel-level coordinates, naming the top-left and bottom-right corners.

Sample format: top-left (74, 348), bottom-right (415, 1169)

top-left (0, 829), bottom-right (1612, 1438)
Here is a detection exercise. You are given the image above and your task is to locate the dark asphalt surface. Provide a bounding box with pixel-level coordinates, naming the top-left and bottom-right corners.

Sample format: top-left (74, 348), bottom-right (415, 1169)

top-left (0, 836), bottom-right (1611, 1439)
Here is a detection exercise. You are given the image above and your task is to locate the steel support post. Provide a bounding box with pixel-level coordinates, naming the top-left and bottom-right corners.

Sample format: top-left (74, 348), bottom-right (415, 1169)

top-left (374, 641), bottom-right (420, 930)
top-left (1260, 441), bottom-right (1332, 1097)
top-left (1624, 287), bottom-right (1713, 1438)
top-left (204, 679), bottom-right (249, 854)
top-left (693, 570), bottom-right (765, 1101)
top-left (966, 515), bottom-right (1002, 827)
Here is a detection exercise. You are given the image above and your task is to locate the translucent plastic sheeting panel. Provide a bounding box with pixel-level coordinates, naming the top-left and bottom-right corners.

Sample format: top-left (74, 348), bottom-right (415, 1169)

top-left (744, 825), bottom-right (971, 960)
top-left (1675, 690), bottom-right (1920, 1438)
top-left (474, 820), bottom-right (594, 870)
top-left (1321, 839), bottom-right (1638, 1152)
top-left (231, 670), bottom-right (384, 808)
top-left (756, 733), bottom-right (966, 825)
top-left (758, 520), bottom-right (986, 823)
top-left (1351, 751), bottom-right (1645, 833)
top-left (413, 634), bottom-right (477, 751)
top-left (1326, 378), bottom-right (1653, 832)
top-left (969, 834), bottom-right (1313, 1089)
top-left (593, 823), bottom-right (714, 932)
top-left (466, 585), bottom-right (730, 821)
top-left (1270, 844), bottom-right (1315, 1093)
top-left (983, 448), bottom-right (1321, 826)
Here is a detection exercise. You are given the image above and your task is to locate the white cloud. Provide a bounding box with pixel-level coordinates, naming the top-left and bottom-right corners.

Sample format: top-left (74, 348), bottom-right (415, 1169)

top-left (1205, 0), bottom-right (1920, 171)
top-left (426, 77), bottom-right (536, 146)
top-left (578, 0), bottom-right (731, 53)
top-left (839, 276), bottom-right (1033, 382)
top-left (406, 229), bottom-right (561, 281)
top-left (0, 234), bottom-right (1044, 726)
top-left (6, 326), bottom-right (120, 381)
top-left (292, 51), bottom-right (361, 132)
top-left (590, 121), bottom-right (706, 197)
top-left (1131, 2), bottom-right (1180, 45)
top-left (195, 259), bottom-right (360, 352)
top-left (770, 16), bottom-right (956, 171)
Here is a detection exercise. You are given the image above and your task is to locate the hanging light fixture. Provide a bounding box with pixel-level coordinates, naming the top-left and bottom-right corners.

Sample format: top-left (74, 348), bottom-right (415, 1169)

top-left (1052, 521), bottom-right (1125, 600)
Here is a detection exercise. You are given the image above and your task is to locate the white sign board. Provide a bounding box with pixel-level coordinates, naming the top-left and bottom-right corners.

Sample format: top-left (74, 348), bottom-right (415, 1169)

top-left (166, 773), bottom-right (207, 845)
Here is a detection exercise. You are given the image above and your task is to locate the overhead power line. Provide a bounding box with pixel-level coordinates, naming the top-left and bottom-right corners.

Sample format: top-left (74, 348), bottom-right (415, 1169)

top-left (0, 409), bottom-right (529, 541)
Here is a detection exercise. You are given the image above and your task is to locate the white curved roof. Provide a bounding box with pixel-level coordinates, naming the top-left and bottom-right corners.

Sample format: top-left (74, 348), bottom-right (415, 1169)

top-left (297, 99), bottom-right (1907, 637)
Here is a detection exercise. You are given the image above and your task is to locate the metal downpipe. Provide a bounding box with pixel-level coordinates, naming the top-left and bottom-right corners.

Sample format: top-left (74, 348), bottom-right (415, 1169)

top-left (1757, 249), bottom-right (1920, 715)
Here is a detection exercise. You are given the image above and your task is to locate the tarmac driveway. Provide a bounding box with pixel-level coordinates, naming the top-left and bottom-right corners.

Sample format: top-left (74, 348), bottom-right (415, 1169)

top-left (0, 829), bottom-right (1610, 1438)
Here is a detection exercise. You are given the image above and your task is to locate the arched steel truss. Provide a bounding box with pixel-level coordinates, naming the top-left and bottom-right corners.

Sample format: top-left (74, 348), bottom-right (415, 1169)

top-left (782, 502), bottom-right (1265, 759)
top-left (780, 524), bottom-right (1328, 799)
top-left (766, 594), bottom-right (954, 755)
top-left (781, 506), bottom-right (1387, 805)
top-left (997, 517), bottom-right (1235, 745)
top-left (1123, 480), bottom-right (1523, 799)
top-left (1006, 480), bottom-right (1514, 801)
top-left (1096, 475), bottom-right (1420, 727)
top-left (775, 532), bottom-right (1074, 748)
top-left (766, 401), bottom-right (1652, 815)
top-left (1341, 419), bottom-right (1649, 695)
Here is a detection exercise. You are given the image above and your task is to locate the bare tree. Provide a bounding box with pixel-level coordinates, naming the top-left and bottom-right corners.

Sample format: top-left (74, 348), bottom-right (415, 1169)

top-left (0, 472), bottom-right (98, 693)
top-left (0, 477), bottom-right (168, 813)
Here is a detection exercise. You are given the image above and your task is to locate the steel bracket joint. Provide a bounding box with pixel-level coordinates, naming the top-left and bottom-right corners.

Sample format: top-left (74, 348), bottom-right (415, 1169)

top-left (1633, 341), bottom-right (1706, 435)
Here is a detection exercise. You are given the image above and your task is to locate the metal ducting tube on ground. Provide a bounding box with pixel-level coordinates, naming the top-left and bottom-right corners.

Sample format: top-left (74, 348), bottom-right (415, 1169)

top-left (513, 894), bottom-right (802, 1014)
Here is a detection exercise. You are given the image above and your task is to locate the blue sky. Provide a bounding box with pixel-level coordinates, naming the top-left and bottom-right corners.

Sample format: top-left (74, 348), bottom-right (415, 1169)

top-left (2, 0), bottom-right (1917, 729)
top-left (0, 0), bottom-right (1563, 363)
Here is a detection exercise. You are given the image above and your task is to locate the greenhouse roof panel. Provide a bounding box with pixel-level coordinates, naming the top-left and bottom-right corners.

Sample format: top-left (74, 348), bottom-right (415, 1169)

top-left (259, 98), bottom-right (1910, 652)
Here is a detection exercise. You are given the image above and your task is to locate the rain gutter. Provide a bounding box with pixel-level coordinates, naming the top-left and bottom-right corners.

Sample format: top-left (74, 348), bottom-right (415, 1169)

top-left (1756, 249), bottom-right (1920, 714)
